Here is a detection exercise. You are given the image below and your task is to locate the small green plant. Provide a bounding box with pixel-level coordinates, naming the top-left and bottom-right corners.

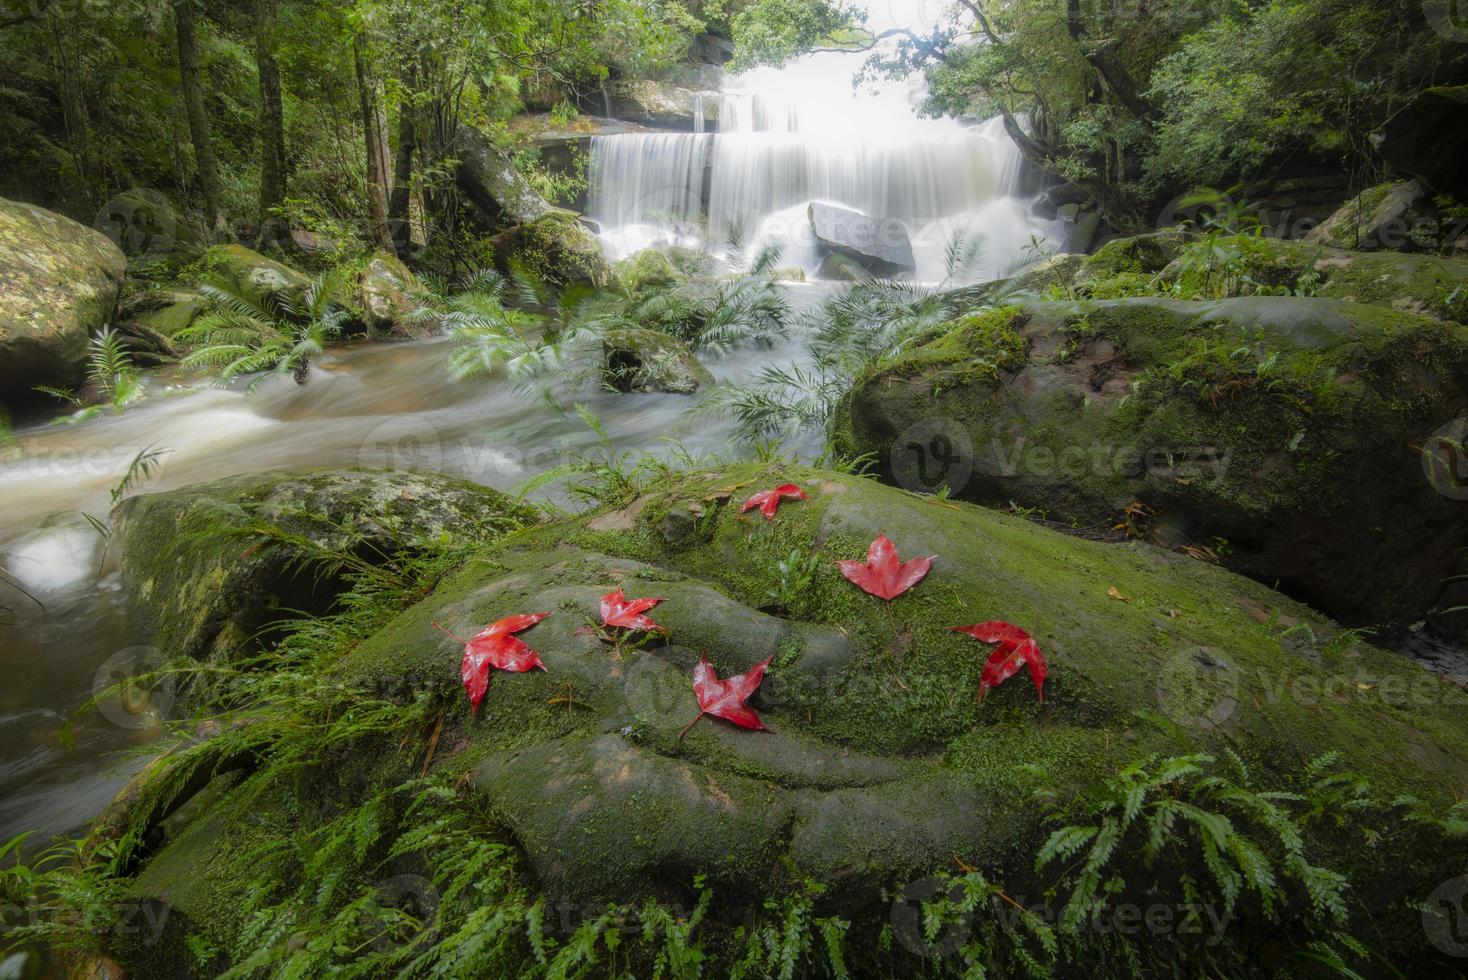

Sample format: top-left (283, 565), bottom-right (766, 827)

top-left (178, 273), bottom-right (348, 387)
top-left (765, 548), bottom-right (822, 617)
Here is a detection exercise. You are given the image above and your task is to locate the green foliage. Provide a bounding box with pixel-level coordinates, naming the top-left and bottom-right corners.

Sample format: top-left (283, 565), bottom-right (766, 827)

top-left (765, 547), bottom-right (823, 616)
top-left (729, 0), bottom-right (857, 71)
top-left (698, 277), bottom-right (951, 447)
top-left (178, 273), bottom-right (348, 388)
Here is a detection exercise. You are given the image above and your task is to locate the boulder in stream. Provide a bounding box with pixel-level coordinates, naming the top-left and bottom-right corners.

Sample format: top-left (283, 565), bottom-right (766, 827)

top-left (102, 463), bottom-right (1468, 972)
top-left (808, 201), bottom-right (915, 277)
top-left (0, 196), bottom-right (127, 397)
top-left (490, 212), bottom-right (614, 289)
top-left (601, 327), bottom-right (712, 393)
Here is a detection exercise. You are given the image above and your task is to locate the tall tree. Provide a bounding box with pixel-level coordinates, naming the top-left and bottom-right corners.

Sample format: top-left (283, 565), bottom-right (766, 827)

top-left (254, 0), bottom-right (286, 244)
top-left (354, 32), bottom-right (394, 252)
top-left (173, 0), bottom-right (223, 233)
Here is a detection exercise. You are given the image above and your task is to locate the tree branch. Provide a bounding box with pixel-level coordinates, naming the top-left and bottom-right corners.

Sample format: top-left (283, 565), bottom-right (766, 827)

top-left (1066, 0), bottom-right (1154, 120)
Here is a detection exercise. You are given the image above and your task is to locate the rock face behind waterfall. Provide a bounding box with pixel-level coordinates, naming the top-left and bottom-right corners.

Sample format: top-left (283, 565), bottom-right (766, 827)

top-left (98, 465), bottom-right (1468, 973)
top-left (808, 201), bottom-right (915, 277)
top-left (833, 288), bottom-right (1468, 635)
top-left (0, 196), bottom-right (127, 397)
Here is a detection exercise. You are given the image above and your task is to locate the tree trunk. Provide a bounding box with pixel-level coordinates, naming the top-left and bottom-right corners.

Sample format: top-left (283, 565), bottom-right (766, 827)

top-left (388, 87), bottom-right (416, 253)
top-left (254, 0), bottom-right (286, 246)
top-left (173, 0), bottom-right (223, 233)
top-left (354, 33), bottom-right (394, 252)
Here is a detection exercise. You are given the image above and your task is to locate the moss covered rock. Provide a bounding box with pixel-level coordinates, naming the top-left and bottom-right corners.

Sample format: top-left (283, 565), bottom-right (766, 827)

top-left (490, 213), bottom-right (613, 289)
top-left (115, 465), bottom-right (1468, 971)
top-left (834, 297), bottom-right (1468, 633)
top-left (1304, 180), bottom-right (1436, 252)
top-left (112, 469), bottom-right (539, 663)
top-left (200, 243), bottom-right (310, 300)
top-left (454, 124), bottom-right (556, 229)
top-left (601, 327), bottom-right (712, 393)
top-left (355, 251), bottom-right (420, 333)
top-left (0, 196), bottom-right (127, 396)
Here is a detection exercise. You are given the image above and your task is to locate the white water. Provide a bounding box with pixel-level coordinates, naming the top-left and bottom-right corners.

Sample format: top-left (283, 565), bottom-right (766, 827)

top-left (589, 22), bottom-right (1059, 283)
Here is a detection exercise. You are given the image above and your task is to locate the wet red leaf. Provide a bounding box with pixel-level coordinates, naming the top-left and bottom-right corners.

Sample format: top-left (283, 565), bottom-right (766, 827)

top-left (599, 588), bottom-right (667, 633)
top-left (837, 533), bottom-right (934, 601)
top-left (741, 483), bottom-right (808, 521)
top-left (435, 613), bottom-right (550, 712)
top-left (952, 621), bottom-right (1048, 702)
top-left (678, 654), bottom-right (773, 739)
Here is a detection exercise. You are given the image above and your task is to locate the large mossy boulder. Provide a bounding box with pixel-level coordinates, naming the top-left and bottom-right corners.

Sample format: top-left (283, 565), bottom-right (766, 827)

top-left (111, 464), bottom-right (1468, 972)
top-left (354, 250), bottom-right (420, 333)
top-left (490, 212), bottom-right (613, 289)
top-left (1304, 180), bottom-right (1438, 253)
top-left (833, 297), bottom-right (1468, 634)
top-left (112, 469), bottom-right (539, 663)
top-left (604, 78), bottom-right (714, 130)
top-left (454, 125), bottom-right (556, 229)
top-left (0, 197), bottom-right (127, 397)
top-left (601, 327), bottom-right (712, 393)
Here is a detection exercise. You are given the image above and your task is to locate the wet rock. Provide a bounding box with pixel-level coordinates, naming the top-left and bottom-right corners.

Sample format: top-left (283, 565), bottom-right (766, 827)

top-left (200, 243), bottom-right (310, 300)
top-left (113, 464), bottom-right (1468, 971)
top-left (490, 212), bottom-right (613, 289)
top-left (0, 197), bottom-right (127, 397)
top-left (601, 328), bottom-right (712, 394)
top-left (808, 201), bottom-right (915, 276)
top-left (355, 251), bottom-right (420, 333)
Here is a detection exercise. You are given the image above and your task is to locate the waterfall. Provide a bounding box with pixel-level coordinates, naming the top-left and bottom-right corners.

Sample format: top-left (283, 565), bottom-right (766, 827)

top-left (588, 29), bottom-right (1058, 283)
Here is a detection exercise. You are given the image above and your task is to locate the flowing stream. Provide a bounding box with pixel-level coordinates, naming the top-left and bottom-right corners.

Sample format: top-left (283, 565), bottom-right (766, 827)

top-left (0, 4), bottom-right (1058, 848)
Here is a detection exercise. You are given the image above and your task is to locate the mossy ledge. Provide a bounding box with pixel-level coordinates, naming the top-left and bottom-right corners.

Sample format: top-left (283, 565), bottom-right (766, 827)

top-left (833, 295), bottom-right (1468, 635)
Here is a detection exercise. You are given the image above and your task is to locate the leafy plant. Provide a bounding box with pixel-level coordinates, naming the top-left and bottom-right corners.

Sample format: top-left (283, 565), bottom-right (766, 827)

top-left (1036, 753), bottom-right (1349, 934)
top-left (766, 547), bottom-right (822, 617)
top-left (178, 274), bottom-right (348, 387)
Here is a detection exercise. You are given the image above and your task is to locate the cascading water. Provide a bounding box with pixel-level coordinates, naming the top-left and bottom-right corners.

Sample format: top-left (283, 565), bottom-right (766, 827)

top-left (588, 23), bottom-right (1058, 283)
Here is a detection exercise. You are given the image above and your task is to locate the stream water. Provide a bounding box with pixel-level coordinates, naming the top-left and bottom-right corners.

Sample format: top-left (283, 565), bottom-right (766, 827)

top-left (0, 2), bottom-right (1059, 848)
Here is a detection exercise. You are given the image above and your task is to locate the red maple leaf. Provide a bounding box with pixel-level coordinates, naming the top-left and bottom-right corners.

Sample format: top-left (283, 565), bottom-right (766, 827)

top-left (677, 654), bottom-right (773, 739)
top-left (952, 621), bottom-right (1048, 702)
top-left (599, 588), bottom-right (667, 633)
top-left (741, 483), bottom-right (808, 521)
top-left (837, 533), bottom-right (934, 601)
top-left (435, 613), bottom-right (550, 712)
